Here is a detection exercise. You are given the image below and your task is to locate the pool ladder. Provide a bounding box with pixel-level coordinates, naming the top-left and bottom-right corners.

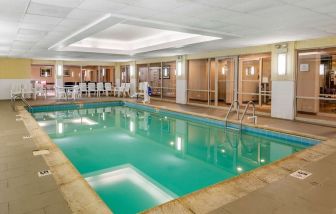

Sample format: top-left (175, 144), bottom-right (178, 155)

top-left (224, 100), bottom-right (257, 130)
top-left (11, 94), bottom-right (32, 112)
top-left (239, 101), bottom-right (257, 129)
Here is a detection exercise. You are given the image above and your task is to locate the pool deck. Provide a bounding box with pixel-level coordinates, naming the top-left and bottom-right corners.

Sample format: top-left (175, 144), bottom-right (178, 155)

top-left (2, 97), bottom-right (336, 214)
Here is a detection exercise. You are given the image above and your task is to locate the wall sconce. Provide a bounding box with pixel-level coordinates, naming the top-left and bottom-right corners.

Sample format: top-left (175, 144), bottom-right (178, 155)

top-left (277, 53), bottom-right (287, 75)
top-left (319, 64), bottom-right (325, 75)
top-left (177, 61), bottom-right (182, 76)
top-left (102, 68), bottom-right (106, 77)
top-left (245, 66), bottom-right (255, 76)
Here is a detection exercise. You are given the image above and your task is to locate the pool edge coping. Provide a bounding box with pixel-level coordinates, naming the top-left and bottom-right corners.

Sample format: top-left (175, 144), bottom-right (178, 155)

top-left (18, 106), bottom-right (113, 214)
top-left (23, 100), bottom-right (336, 214)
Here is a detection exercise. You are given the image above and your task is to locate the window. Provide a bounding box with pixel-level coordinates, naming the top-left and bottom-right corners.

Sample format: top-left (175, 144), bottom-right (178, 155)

top-left (297, 48), bottom-right (336, 116)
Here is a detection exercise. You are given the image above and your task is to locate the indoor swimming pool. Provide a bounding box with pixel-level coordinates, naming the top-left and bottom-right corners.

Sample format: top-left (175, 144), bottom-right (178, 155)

top-left (31, 102), bottom-right (319, 214)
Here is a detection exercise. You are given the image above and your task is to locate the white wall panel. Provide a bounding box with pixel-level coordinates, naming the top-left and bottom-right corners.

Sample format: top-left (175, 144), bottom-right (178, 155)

top-left (271, 80), bottom-right (295, 120)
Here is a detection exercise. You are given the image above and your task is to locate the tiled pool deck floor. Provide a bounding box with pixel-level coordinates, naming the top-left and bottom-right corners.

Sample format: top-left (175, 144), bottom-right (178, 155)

top-left (2, 97), bottom-right (336, 214)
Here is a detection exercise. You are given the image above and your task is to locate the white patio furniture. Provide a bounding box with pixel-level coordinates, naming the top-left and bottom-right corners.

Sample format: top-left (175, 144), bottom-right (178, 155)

top-left (22, 82), bottom-right (36, 100)
top-left (69, 85), bottom-right (80, 100)
top-left (55, 86), bottom-right (67, 100)
top-left (123, 83), bottom-right (131, 97)
top-left (97, 82), bottom-right (105, 97)
top-left (114, 83), bottom-right (125, 97)
top-left (104, 83), bottom-right (113, 96)
top-left (88, 83), bottom-right (97, 97)
top-left (79, 83), bottom-right (87, 97)
top-left (10, 83), bottom-right (22, 100)
top-left (34, 83), bottom-right (47, 99)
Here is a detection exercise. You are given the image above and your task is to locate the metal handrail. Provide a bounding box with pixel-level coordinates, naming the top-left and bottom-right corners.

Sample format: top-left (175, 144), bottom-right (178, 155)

top-left (11, 94), bottom-right (32, 112)
top-left (239, 101), bottom-right (257, 129)
top-left (224, 100), bottom-right (240, 127)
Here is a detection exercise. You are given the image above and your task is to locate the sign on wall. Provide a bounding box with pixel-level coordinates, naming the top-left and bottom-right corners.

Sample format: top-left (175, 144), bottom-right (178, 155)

top-left (300, 64), bottom-right (309, 72)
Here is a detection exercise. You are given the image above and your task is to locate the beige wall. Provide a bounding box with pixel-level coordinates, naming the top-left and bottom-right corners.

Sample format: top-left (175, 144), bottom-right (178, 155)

top-left (63, 65), bottom-right (81, 83)
top-left (31, 64), bottom-right (55, 83)
top-left (0, 58), bottom-right (31, 79)
top-left (188, 59), bottom-right (208, 101)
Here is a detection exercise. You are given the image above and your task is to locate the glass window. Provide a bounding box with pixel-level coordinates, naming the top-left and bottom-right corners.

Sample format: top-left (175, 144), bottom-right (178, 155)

top-left (297, 48), bottom-right (336, 116)
top-left (187, 59), bottom-right (209, 105)
top-left (149, 63), bottom-right (161, 98)
top-left (162, 61), bottom-right (176, 101)
top-left (121, 65), bottom-right (130, 83)
top-left (99, 66), bottom-right (115, 83)
top-left (218, 58), bottom-right (235, 106)
top-left (238, 53), bottom-right (271, 112)
top-left (82, 65), bottom-right (98, 83)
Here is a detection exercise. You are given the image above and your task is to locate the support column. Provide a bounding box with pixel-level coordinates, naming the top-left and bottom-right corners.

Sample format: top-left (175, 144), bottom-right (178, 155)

top-left (176, 55), bottom-right (187, 104)
top-left (130, 62), bottom-right (137, 96)
top-left (55, 61), bottom-right (63, 88)
top-left (271, 42), bottom-right (296, 120)
top-left (115, 63), bottom-right (121, 87)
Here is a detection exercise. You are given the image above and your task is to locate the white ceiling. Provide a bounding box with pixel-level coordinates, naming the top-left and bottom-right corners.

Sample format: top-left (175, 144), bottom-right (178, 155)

top-left (0, 0), bottom-right (336, 62)
top-left (63, 23), bottom-right (221, 55)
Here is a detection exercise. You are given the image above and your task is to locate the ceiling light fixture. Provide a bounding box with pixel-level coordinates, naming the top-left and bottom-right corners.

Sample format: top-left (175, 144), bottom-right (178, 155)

top-left (49, 13), bottom-right (112, 50)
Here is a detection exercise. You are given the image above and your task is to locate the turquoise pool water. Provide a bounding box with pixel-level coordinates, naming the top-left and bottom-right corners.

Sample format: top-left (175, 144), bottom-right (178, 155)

top-left (32, 102), bottom-right (317, 214)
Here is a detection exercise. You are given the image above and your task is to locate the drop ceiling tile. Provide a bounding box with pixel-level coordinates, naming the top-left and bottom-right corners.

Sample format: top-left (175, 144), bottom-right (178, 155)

top-left (132, 0), bottom-right (188, 11)
top-left (18, 28), bottom-right (47, 37)
top-left (172, 3), bottom-right (221, 17)
top-left (66, 8), bottom-right (103, 21)
top-left (0, 0), bottom-right (30, 13)
top-left (22, 14), bottom-right (63, 25)
top-left (117, 6), bottom-right (161, 19)
top-left (229, 0), bottom-right (283, 13)
top-left (16, 33), bottom-right (43, 42)
top-left (12, 40), bottom-right (35, 49)
top-left (31, 0), bottom-right (83, 8)
top-left (78, 0), bottom-right (128, 12)
top-left (27, 2), bottom-right (73, 18)
top-left (20, 22), bottom-right (54, 31)
top-left (0, 11), bottom-right (23, 22)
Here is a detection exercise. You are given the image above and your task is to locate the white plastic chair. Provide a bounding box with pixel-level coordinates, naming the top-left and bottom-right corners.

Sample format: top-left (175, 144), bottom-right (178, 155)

top-left (114, 83), bottom-right (125, 97)
top-left (79, 83), bottom-right (87, 97)
top-left (88, 83), bottom-right (96, 97)
top-left (105, 83), bottom-right (112, 96)
top-left (22, 82), bottom-right (35, 100)
top-left (69, 85), bottom-right (80, 100)
top-left (10, 83), bottom-right (22, 100)
top-left (55, 86), bottom-right (66, 100)
top-left (96, 82), bottom-right (105, 97)
top-left (34, 83), bottom-right (47, 99)
top-left (123, 83), bottom-right (130, 97)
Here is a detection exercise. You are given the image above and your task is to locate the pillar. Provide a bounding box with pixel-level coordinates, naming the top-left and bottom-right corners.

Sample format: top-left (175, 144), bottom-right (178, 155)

top-left (176, 55), bottom-right (187, 104)
top-left (271, 42), bottom-right (296, 120)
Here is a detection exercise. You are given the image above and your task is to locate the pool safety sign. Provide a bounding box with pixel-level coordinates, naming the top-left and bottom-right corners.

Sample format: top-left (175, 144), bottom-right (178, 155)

top-left (290, 169), bottom-right (312, 179)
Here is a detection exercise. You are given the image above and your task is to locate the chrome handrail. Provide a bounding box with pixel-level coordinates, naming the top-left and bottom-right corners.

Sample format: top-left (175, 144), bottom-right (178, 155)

top-left (11, 94), bottom-right (32, 112)
top-left (239, 101), bottom-right (257, 129)
top-left (224, 100), bottom-right (240, 127)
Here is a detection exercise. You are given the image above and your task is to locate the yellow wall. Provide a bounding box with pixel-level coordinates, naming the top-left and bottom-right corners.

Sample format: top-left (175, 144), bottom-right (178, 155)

top-left (0, 58), bottom-right (32, 79)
